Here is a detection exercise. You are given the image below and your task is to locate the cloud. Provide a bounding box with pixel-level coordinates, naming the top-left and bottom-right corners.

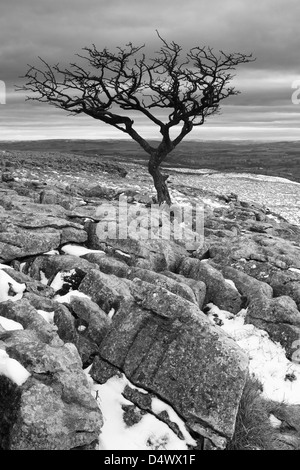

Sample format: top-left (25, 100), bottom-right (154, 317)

top-left (1, 0), bottom-right (300, 140)
top-left (2, 0), bottom-right (299, 79)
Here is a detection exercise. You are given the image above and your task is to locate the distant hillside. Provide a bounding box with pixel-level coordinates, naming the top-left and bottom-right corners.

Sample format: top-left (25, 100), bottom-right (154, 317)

top-left (0, 139), bottom-right (299, 183)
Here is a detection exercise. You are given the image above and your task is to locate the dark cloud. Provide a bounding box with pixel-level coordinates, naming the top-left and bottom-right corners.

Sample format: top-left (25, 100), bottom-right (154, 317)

top-left (2, 0), bottom-right (299, 78)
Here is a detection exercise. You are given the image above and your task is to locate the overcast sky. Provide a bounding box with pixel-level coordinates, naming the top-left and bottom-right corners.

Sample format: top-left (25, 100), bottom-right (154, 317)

top-left (0, 0), bottom-right (300, 141)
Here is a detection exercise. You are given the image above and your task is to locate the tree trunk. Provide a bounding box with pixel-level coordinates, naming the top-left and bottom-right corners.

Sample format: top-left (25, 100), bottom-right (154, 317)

top-left (148, 156), bottom-right (172, 205)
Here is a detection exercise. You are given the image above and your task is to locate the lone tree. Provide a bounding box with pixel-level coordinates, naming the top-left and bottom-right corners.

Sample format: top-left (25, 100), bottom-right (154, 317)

top-left (19, 33), bottom-right (253, 204)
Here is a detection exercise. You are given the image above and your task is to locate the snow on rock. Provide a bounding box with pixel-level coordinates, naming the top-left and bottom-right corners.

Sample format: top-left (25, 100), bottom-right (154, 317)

top-left (289, 268), bottom-right (300, 275)
top-left (84, 369), bottom-right (196, 451)
top-left (226, 172), bottom-right (300, 185)
top-left (269, 414), bottom-right (282, 429)
top-left (170, 188), bottom-right (226, 211)
top-left (61, 245), bottom-right (105, 257)
top-left (151, 397), bottom-right (197, 446)
top-left (207, 304), bottom-right (300, 405)
top-left (0, 349), bottom-right (31, 386)
top-left (0, 264), bottom-right (13, 270)
top-left (115, 249), bottom-right (131, 258)
top-left (0, 269), bottom-right (26, 303)
top-left (202, 197), bottom-right (226, 209)
top-left (224, 279), bottom-right (239, 291)
top-left (39, 271), bottom-right (49, 286)
top-left (108, 308), bottom-right (115, 319)
top-left (36, 310), bottom-right (55, 324)
top-left (77, 325), bottom-right (86, 332)
top-left (54, 290), bottom-right (90, 304)
top-left (0, 316), bottom-right (23, 331)
top-left (19, 262), bottom-right (26, 273)
top-left (50, 271), bottom-right (75, 292)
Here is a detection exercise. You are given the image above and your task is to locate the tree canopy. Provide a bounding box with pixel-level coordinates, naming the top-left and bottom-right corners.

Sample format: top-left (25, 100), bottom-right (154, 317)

top-left (19, 32), bottom-right (254, 203)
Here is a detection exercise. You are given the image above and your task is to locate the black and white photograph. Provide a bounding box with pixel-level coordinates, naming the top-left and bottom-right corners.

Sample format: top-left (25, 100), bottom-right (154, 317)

top-left (0, 0), bottom-right (300, 455)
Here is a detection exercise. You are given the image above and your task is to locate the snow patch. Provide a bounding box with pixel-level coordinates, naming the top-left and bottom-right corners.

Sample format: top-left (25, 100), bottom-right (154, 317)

top-left (269, 414), bottom-right (282, 429)
top-left (39, 271), bottom-right (49, 286)
top-left (108, 308), bottom-right (115, 319)
top-left (0, 316), bottom-right (23, 331)
top-left (54, 290), bottom-right (90, 304)
top-left (218, 172), bottom-right (300, 186)
top-left (0, 264), bottom-right (13, 270)
top-left (19, 262), bottom-right (26, 273)
top-left (84, 369), bottom-right (196, 451)
top-left (115, 249), bottom-right (131, 258)
top-left (224, 278), bottom-right (238, 291)
top-left (50, 270), bottom-right (75, 292)
top-left (202, 198), bottom-right (226, 209)
top-left (43, 249), bottom-right (60, 256)
top-left (0, 349), bottom-right (31, 386)
top-left (36, 310), bottom-right (55, 324)
top-left (0, 270), bottom-right (26, 302)
top-left (288, 268), bottom-right (300, 275)
top-left (167, 167), bottom-right (218, 175)
top-left (61, 245), bottom-right (105, 257)
top-left (151, 397), bottom-right (196, 446)
top-left (206, 304), bottom-right (300, 405)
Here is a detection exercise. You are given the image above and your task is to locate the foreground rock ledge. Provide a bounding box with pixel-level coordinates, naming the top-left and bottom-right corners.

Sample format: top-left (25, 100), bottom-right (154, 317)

top-left (0, 329), bottom-right (103, 450)
top-left (91, 280), bottom-right (249, 449)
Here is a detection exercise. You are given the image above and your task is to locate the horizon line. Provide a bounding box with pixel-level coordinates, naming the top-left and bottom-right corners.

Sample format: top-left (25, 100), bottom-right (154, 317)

top-left (1, 137), bottom-right (300, 144)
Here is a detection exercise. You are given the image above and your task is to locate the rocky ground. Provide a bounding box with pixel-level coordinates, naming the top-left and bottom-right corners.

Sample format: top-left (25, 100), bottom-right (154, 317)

top-left (1, 149), bottom-right (300, 450)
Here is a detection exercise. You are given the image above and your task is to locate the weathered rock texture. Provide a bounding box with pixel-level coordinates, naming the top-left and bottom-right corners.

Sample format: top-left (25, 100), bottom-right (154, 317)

top-left (0, 329), bottom-right (102, 450)
top-left (91, 280), bottom-right (249, 448)
top-left (1, 149), bottom-right (300, 450)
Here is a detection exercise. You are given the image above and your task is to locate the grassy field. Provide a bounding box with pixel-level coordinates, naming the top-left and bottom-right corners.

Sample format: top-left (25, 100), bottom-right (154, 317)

top-left (0, 139), bottom-right (299, 183)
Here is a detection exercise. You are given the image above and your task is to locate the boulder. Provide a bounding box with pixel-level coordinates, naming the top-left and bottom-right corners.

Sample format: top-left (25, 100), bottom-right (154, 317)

top-left (0, 205), bottom-right (88, 262)
top-left (0, 229), bottom-right (61, 263)
top-left (39, 189), bottom-right (81, 211)
top-left (86, 221), bottom-right (187, 272)
top-left (246, 295), bottom-right (300, 359)
top-left (51, 301), bottom-right (98, 367)
top-left (161, 270), bottom-right (206, 309)
top-left (270, 405), bottom-right (300, 450)
top-left (178, 258), bottom-right (243, 313)
top-left (75, 335), bottom-right (99, 368)
top-left (221, 266), bottom-right (273, 302)
top-left (122, 384), bottom-right (188, 442)
top-left (60, 226), bottom-right (87, 245)
top-left (23, 292), bottom-right (59, 311)
top-left (269, 270), bottom-right (300, 310)
top-left (70, 296), bottom-right (111, 346)
top-left (53, 303), bottom-right (78, 345)
top-left (271, 404), bottom-right (300, 436)
top-left (1, 171), bottom-right (15, 182)
top-left (1, 268), bottom-right (55, 298)
top-left (82, 185), bottom-right (119, 200)
top-left (128, 267), bottom-right (198, 304)
top-left (0, 329), bottom-right (102, 450)
top-left (248, 295), bottom-right (300, 326)
top-left (203, 223), bottom-right (300, 271)
top-left (91, 280), bottom-right (249, 448)
top-left (27, 254), bottom-right (97, 283)
top-left (0, 298), bottom-right (60, 346)
top-left (79, 269), bottom-right (133, 313)
top-left (82, 253), bottom-right (129, 278)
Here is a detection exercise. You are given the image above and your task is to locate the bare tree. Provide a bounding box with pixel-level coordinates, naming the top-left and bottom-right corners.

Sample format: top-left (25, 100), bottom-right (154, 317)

top-left (19, 33), bottom-right (254, 204)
